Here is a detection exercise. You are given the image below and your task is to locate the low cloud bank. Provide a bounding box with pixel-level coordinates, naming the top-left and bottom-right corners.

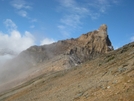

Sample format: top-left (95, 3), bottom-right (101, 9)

top-left (0, 19), bottom-right (55, 65)
top-left (40, 38), bottom-right (55, 45)
top-left (0, 54), bottom-right (13, 66)
top-left (0, 30), bottom-right (35, 54)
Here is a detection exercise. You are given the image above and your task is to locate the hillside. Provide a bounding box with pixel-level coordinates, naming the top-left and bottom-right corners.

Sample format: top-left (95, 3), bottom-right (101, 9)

top-left (0, 24), bottom-right (113, 93)
top-left (0, 42), bottom-right (134, 101)
top-left (0, 25), bottom-right (134, 101)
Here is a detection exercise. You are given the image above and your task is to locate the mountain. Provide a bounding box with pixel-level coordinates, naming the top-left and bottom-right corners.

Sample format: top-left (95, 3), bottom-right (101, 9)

top-left (8, 24), bottom-right (113, 69)
top-left (1, 25), bottom-right (134, 101)
top-left (0, 24), bottom-right (113, 92)
top-left (0, 41), bottom-right (134, 101)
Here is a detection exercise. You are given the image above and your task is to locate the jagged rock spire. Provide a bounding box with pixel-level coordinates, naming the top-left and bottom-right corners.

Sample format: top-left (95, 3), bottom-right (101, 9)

top-left (99, 24), bottom-right (107, 31)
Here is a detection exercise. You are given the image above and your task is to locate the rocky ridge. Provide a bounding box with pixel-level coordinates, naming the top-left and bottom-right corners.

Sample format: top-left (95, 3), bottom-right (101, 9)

top-left (0, 40), bottom-right (134, 101)
top-left (0, 24), bottom-right (113, 94)
top-left (18, 24), bottom-right (113, 68)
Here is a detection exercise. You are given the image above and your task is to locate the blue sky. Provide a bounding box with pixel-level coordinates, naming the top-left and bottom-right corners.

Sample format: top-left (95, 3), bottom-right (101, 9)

top-left (0, 0), bottom-right (134, 54)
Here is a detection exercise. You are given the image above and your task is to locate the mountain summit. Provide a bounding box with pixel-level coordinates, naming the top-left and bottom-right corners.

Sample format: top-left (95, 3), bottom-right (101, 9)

top-left (12, 24), bottom-right (113, 71)
top-left (1, 25), bottom-right (134, 101)
top-left (77, 24), bottom-right (113, 53)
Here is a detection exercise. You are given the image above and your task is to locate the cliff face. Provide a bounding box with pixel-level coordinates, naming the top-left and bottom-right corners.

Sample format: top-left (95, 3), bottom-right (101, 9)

top-left (68, 24), bottom-right (113, 62)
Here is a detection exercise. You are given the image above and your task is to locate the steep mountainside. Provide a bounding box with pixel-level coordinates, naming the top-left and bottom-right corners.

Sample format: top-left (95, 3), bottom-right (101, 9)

top-left (20, 24), bottom-right (113, 67)
top-left (0, 42), bottom-right (134, 101)
top-left (0, 24), bottom-right (113, 93)
top-left (0, 24), bottom-right (116, 97)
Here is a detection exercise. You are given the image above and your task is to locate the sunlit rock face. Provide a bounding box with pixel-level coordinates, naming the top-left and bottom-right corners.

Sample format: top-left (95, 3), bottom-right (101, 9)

top-left (67, 24), bottom-right (113, 64)
top-left (78, 24), bottom-right (113, 53)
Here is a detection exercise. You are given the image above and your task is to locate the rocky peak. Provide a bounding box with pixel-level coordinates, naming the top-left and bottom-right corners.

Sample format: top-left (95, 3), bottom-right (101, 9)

top-left (21, 24), bottom-right (113, 66)
top-left (98, 24), bottom-right (108, 38)
top-left (77, 24), bottom-right (113, 53)
top-left (3, 24), bottom-right (114, 72)
top-left (99, 24), bottom-right (107, 31)
top-left (78, 24), bottom-right (108, 41)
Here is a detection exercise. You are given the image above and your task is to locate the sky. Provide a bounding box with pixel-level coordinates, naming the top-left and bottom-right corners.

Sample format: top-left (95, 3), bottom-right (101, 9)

top-left (0, 0), bottom-right (134, 56)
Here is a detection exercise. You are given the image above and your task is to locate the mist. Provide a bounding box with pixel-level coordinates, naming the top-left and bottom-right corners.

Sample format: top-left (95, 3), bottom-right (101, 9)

top-left (0, 19), bottom-right (55, 93)
top-left (0, 54), bottom-right (14, 66)
top-left (0, 19), bottom-right (55, 64)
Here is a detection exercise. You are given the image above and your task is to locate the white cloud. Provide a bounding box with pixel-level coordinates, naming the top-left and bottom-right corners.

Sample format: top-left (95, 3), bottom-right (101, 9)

top-left (0, 54), bottom-right (14, 65)
top-left (0, 19), bottom-right (56, 65)
top-left (11, 0), bottom-right (32, 10)
top-left (18, 10), bottom-right (27, 17)
top-left (57, 25), bottom-right (65, 29)
top-left (31, 19), bottom-right (37, 23)
top-left (112, 0), bottom-right (120, 4)
top-left (57, 0), bottom-right (89, 37)
top-left (4, 19), bottom-right (17, 30)
top-left (40, 38), bottom-right (55, 45)
top-left (58, 0), bottom-right (89, 28)
top-left (10, 0), bottom-right (32, 18)
top-left (87, 0), bottom-right (113, 19)
top-left (130, 36), bottom-right (134, 41)
top-left (3, 19), bottom-right (33, 52)
top-left (30, 25), bottom-right (35, 28)
top-left (1, 19), bottom-right (35, 56)
top-left (89, 0), bottom-right (119, 14)
top-left (57, 0), bottom-right (119, 37)
top-left (0, 30), bottom-right (35, 65)
top-left (57, 25), bottom-right (70, 37)
top-left (0, 30), bottom-right (35, 54)
top-left (60, 14), bottom-right (81, 28)
top-left (89, 12), bottom-right (100, 20)
top-left (59, 0), bottom-right (75, 8)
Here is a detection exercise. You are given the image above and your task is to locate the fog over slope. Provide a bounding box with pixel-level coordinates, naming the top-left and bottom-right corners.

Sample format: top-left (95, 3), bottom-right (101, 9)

top-left (0, 19), bottom-right (55, 65)
top-left (0, 19), bottom-right (56, 93)
top-left (1, 39), bottom-right (134, 101)
top-left (0, 19), bottom-right (35, 65)
top-left (0, 24), bottom-right (114, 93)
